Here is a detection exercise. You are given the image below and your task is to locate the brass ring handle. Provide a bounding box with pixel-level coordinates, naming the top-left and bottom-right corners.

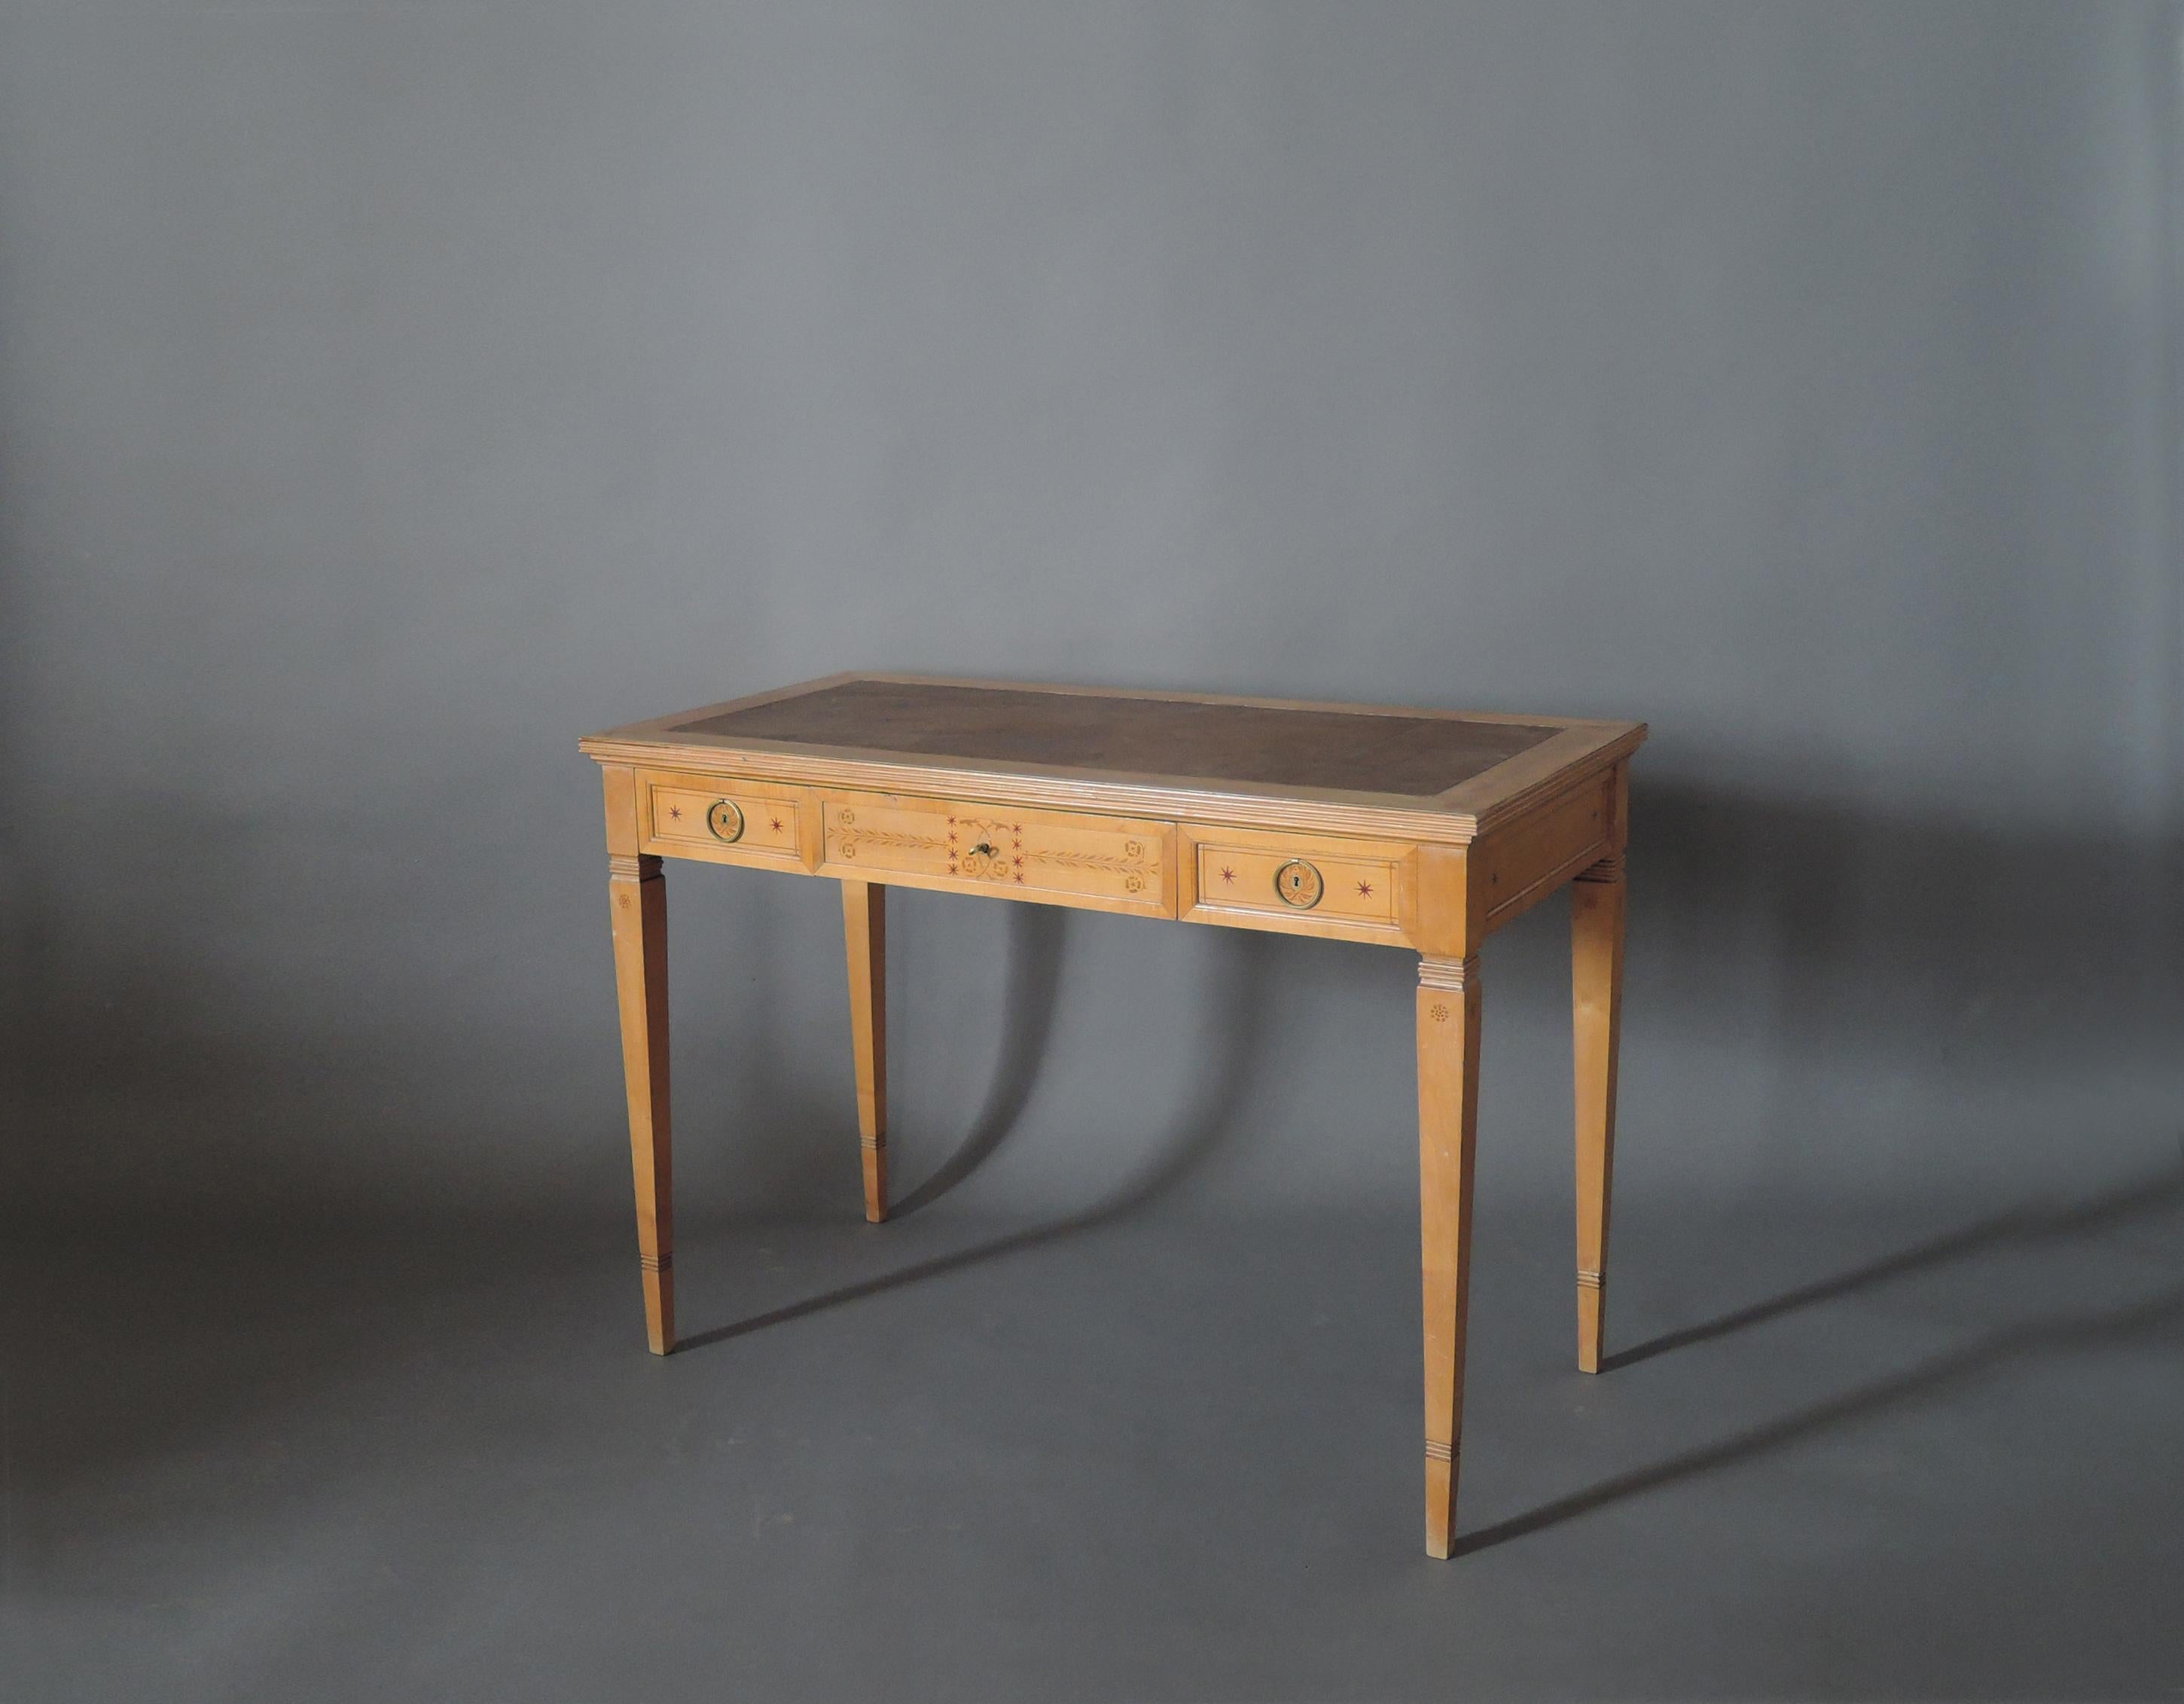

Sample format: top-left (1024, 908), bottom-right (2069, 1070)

top-left (1274, 858), bottom-right (1324, 910)
top-left (706, 799), bottom-right (746, 843)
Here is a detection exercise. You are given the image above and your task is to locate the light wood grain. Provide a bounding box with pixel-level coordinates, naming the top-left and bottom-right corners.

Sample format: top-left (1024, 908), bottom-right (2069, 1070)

top-left (1178, 822), bottom-right (1410, 946)
top-left (842, 879), bottom-right (888, 1224)
top-left (1417, 952), bottom-right (1483, 1559)
top-left (640, 770), bottom-right (807, 869)
top-left (816, 792), bottom-right (1174, 919)
top-left (1478, 770), bottom-right (1612, 928)
top-left (581, 671), bottom-right (1646, 847)
top-left (605, 800), bottom-right (674, 1355)
top-left (582, 675), bottom-right (1646, 1554)
top-left (1572, 765), bottom-right (1630, 1374)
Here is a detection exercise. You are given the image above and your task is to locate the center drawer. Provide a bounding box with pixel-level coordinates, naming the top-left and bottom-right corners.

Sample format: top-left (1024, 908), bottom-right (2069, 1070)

top-left (815, 792), bottom-right (1175, 918)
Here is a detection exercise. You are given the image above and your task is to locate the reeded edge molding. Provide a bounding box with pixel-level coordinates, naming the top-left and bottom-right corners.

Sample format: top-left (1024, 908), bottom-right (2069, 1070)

top-left (580, 739), bottom-right (1489, 845)
top-left (1417, 956), bottom-right (1478, 992)
top-left (1460, 731), bottom-right (1647, 835)
top-left (609, 853), bottom-right (663, 880)
top-left (1575, 852), bottom-right (1626, 883)
top-left (1577, 1268), bottom-right (1604, 1291)
top-left (859, 1133), bottom-right (886, 1151)
top-left (1424, 1439), bottom-right (1457, 1463)
top-left (583, 689), bottom-right (1645, 846)
top-left (639, 1251), bottom-right (673, 1273)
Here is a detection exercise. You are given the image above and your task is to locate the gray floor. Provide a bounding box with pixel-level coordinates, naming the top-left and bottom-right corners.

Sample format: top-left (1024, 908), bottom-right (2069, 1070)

top-left (6, 1165), bottom-right (2182, 1702)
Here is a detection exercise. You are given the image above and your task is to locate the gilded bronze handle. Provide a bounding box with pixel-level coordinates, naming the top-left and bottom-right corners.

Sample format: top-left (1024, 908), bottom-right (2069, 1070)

top-left (1274, 858), bottom-right (1324, 910)
top-left (706, 799), bottom-right (746, 843)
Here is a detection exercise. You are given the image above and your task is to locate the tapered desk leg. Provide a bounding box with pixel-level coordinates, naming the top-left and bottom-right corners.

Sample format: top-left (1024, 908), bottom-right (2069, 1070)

top-left (609, 852), bottom-right (674, 1354)
top-left (841, 879), bottom-right (889, 1223)
top-left (1418, 954), bottom-right (1483, 1559)
top-left (1572, 855), bottom-right (1626, 1375)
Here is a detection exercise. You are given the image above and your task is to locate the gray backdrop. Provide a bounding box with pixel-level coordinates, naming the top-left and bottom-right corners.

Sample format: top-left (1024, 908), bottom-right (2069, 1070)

top-left (6, 5), bottom-right (2184, 1699)
top-left (2, 1), bottom-right (2178, 1227)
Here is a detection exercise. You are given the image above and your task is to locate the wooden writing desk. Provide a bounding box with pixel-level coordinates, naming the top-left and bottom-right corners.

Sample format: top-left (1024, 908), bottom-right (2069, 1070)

top-left (581, 673), bottom-right (1646, 1557)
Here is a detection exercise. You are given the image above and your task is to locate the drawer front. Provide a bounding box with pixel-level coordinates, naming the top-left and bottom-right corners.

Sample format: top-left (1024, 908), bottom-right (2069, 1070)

top-left (817, 794), bottom-right (1173, 917)
top-left (1182, 825), bottom-right (1411, 945)
top-left (640, 770), bottom-right (810, 867)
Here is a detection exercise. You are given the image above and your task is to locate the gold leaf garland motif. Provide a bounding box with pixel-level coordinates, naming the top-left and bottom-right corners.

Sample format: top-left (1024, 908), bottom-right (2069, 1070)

top-left (835, 828), bottom-right (947, 856)
top-left (1028, 843), bottom-right (1155, 892)
top-left (831, 809), bottom-right (1155, 892)
top-left (828, 806), bottom-right (948, 862)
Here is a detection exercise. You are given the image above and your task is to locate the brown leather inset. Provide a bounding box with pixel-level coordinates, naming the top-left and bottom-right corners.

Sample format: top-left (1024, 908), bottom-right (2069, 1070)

top-left (674, 680), bottom-right (1557, 798)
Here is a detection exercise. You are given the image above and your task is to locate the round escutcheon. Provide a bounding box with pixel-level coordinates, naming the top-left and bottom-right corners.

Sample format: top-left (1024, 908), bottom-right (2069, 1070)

top-left (1274, 858), bottom-right (1324, 910)
top-left (706, 799), bottom-right (746, 843)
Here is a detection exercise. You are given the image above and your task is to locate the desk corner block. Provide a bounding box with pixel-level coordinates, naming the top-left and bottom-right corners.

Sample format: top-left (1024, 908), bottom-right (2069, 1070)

top-left (1574, 850), bottom-right (1626, 886)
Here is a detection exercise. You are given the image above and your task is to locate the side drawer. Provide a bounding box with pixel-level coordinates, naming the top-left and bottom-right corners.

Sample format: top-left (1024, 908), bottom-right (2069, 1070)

top-left (1475, 771), bottom-right (1613, 928)
top-left (815, 792), bottom-right (1174, 918)
top-left (1180, 825), bottom-right (1413, 946)
top-left (639, 770), bottom-right (812, 869)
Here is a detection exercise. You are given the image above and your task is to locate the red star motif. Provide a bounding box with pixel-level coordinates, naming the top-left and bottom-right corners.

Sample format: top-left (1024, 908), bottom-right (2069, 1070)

top-left (667, 805), bottom-right (682, 821)
top-left (1219, 866), bottom-right (1237, 885)
top-left (1356, 879), bottom-right (1374, 898)
top-left (769, 817), bottom-right (783, 832)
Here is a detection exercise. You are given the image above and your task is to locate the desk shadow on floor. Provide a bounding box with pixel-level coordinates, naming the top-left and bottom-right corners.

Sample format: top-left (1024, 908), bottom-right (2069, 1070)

top-left (1602, 1156), bottom-right (2184, 1373)
top-left (1455, 1148), bottom-right (2184, 1556)
top-left (1454, 1282), bottom-right (2184, 1557)
top-left (889, 902), bottom-right (1068, 1220)
top-left (678, 919), bottom-right (1277, 1352)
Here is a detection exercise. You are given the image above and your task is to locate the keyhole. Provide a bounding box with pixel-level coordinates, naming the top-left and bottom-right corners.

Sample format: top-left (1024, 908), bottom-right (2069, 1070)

top-left (1274, 858), bottom-right (1322, 909)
